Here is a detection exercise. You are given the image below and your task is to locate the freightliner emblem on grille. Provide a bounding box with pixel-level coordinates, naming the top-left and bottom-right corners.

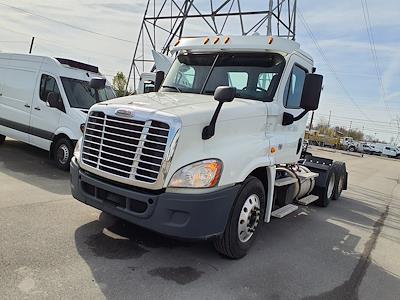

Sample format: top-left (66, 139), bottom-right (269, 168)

top-left (115, 108), bottom-right (135, 118)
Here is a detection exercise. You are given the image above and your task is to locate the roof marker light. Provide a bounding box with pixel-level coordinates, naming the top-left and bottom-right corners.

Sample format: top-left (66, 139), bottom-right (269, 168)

top-left (268, 36), bottom-right (273, 44)
top-left (213, 37), bottom-right (220, 44)
top-left (174, 39), bottom-right (181, 46)
top-left (224, 36), bottom-right (230, 44)
top-left (204, 37), bottom-right (210, 44)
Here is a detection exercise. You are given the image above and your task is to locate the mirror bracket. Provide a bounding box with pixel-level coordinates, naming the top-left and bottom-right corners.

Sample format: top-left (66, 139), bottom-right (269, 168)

top-left (282, 110), bottom-right (309, 126)
top-left (202, 102), bottom-right (224, 140)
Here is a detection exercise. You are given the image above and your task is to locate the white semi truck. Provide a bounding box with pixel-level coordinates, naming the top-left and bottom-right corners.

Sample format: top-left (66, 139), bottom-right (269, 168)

top-left (70, 35), bottom-right (348, 258)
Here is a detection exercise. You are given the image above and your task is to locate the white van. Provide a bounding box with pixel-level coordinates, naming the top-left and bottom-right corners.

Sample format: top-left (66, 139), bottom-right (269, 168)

top-left (382, 145), bottom-right (398, 158)
top-left (0, 53), bottom-right (116, 169)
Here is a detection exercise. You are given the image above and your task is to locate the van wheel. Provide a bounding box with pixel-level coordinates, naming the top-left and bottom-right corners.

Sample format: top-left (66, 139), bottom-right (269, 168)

top-left (54, 138), bottom-right (73, 171)
top-left (213, 176), bottom-right (265, 259)
top-left (332, 162), bottom-right (346, 200)
top-left (314, 167), bottom-right (335, 207)
top-left (0, 134), bottom-right (5, 145)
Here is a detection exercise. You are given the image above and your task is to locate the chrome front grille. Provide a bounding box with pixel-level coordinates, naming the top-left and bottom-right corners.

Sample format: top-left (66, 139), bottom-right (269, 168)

top-left (81, 111), bottom-right (171, 185)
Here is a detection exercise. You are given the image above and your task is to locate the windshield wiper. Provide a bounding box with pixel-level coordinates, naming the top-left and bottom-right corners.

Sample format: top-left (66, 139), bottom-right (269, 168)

top-left (162, 85), bottom-right (181, 93)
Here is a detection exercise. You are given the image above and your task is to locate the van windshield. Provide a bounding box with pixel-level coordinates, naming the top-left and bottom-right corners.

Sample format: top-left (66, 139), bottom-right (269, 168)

top-left (161, 52), bottom-right (285, 101)
top-left (61, 77), bottom-right (116, 109)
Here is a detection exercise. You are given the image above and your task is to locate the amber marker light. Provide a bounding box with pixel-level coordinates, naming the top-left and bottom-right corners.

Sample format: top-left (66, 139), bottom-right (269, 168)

top-left (204, 37), bottom-right (210, 44)
top-left (174, 39), bottom-right (181, 46)
top-left (268, 36), bottom-right (273, 44)
top-left (271, 147), bottom-right (277, 154)
top-left (213, 37), bottom-right (220, 44)
top-left (224, 36), bottom-right (230, 44)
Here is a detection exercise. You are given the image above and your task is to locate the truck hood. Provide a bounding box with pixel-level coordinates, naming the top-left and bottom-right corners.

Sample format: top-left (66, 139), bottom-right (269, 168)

top-left (101, 92), bottom-right (266, 126)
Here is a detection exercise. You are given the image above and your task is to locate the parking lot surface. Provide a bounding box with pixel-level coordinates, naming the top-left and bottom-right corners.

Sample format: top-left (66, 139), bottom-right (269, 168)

top-left (1, 139), bottom-right (399, 299)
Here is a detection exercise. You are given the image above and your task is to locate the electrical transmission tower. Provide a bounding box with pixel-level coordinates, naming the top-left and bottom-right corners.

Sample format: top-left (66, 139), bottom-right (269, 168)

top-left (126, 0), bottom-right (297, 90)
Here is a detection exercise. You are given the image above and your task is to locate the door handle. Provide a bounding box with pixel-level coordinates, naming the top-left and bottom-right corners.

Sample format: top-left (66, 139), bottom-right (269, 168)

top-left (24, 104), bottom-right (30, 108)
top-left (34, 107), bottom-right (41, 111)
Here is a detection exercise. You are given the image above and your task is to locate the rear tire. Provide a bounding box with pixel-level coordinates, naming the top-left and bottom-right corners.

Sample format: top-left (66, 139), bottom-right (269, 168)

top-left (332, 162), bottom-right (346, 200)
top-left (53, 138), bottom-right (73, 171)
top-left (213, 176), bottom-right (265, 259)
top-left (0, 134), bottom-right (5, 145)
top-left (314, 167), bottom-right (335, 207)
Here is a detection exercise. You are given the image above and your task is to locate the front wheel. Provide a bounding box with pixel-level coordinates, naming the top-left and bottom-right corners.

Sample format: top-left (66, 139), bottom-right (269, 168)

top-left (213, 176), bottom-right (265, 259)
top-left (53, 138), bottom-right (73, 171)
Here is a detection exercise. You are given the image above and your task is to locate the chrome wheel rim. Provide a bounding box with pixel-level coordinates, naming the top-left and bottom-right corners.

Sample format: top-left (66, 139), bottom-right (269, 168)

top-left (327, 173), bottom-right (335, 199)
top-left (238, 194), bottom-right (261, 243)
top-left (57, 144), bottom-right (70, 165)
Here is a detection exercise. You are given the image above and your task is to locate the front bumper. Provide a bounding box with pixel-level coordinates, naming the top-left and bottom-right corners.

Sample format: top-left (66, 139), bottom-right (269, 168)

top-left (70, 157), bottom-right (240, 239)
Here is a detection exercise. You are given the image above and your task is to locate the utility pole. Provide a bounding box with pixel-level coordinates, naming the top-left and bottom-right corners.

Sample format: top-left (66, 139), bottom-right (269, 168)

top-left (327, 110), bottom-right (331, 127)
top-left (29, 37), bottom-right (35, 54)
top-left (309, 111), bottom-right (314, 130)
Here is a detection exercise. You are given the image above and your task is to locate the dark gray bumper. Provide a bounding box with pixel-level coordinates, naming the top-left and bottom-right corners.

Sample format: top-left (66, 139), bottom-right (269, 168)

top-left (70, 157), bottom-right (240, 239)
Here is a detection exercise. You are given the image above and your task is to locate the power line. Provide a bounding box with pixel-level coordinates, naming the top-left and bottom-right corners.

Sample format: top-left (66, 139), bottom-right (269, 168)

top-left (0, 2), bottom-right (135, 44)
top-left (360, 0), bottom-right (392, 117)
top-left (298, 10), bottom-right (373, 121)
top-left (0, 24), bottom-right (131, 62)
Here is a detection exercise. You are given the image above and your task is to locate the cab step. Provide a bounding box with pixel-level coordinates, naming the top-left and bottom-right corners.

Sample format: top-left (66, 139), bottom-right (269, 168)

top-left (274, 177), bottom-right (298, 187)
top-left (297, 194), bottom-right (319, 205)
top-left (271, 204), bottom-right (298, 218)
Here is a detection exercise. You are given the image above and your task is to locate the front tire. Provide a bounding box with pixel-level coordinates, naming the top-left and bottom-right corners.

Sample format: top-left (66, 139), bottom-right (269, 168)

top-left (53, 138), bottom-right (73, 171)
top-left (213, 176), bottom-right (265, 259)
top-left (0, 134), bottom-right (5, 145)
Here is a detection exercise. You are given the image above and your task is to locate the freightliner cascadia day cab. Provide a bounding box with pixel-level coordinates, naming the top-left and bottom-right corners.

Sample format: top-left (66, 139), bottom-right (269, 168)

top-left (71, 36), bottom-right (348, 258)
top-left (0, 54), bottom-right (116, 169)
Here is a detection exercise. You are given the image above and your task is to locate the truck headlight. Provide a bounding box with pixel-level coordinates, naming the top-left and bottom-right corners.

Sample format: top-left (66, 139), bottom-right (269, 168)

top-left (168, 159), bottom-right (223, 188)
top-left (74, 137), bottom-right (82, 159)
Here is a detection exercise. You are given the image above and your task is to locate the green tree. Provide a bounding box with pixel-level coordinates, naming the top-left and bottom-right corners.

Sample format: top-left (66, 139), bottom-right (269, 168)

top-left (112, 72), bottom-right (130, 97)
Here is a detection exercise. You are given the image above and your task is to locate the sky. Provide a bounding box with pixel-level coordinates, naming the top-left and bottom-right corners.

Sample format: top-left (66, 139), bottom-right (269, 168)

top-left (0, 0), bottom-right (399, 143)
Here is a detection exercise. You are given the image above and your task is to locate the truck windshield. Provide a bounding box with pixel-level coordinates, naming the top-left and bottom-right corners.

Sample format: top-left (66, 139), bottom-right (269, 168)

top-left (161, 52), bottom-right (285, 101)
top-left (61, 77), bottom-right (116, 109)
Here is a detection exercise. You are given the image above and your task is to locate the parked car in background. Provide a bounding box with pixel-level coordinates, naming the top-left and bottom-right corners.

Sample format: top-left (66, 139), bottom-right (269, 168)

top-left (381, 146), bottom-right (398, 158)
top-left (0, 53), bottom-right (116, 169)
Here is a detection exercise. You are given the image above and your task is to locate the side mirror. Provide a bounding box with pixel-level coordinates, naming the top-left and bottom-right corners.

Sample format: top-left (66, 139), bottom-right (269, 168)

top-left (89, 77), bottom-right (106, 90)
top-left (202, 86), bottom-right (236, 140)
top-left (47, 92), bottom-right (64, 112)
top-left (154, 71), bottom-right (165, 92)
top-left (300, 73), bottom-right (323, 111)
top-left (214, 86), bottom-right (236, 103)
top-left (282, 73), bottom-right (323, 126)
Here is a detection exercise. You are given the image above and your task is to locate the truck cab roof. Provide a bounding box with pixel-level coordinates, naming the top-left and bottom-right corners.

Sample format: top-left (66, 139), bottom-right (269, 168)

top-left (172, 35), bottom-right (313, 62)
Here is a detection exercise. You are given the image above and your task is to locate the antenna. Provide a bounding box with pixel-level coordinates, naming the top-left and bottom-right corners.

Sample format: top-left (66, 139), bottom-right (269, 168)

top-left (126, 0), bottom-right (297, 91)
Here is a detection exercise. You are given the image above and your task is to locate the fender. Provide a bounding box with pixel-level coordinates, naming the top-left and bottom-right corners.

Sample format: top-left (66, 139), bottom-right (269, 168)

top-left (53, 126), bottom-right (81, 141)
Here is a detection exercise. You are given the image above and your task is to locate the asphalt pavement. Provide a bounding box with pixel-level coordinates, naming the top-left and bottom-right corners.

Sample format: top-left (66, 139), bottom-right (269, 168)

top-left (0, 139), bottom-right (399, 300)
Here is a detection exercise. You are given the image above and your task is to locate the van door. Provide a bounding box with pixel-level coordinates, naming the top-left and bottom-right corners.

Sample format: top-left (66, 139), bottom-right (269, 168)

top-left (29, 73), bottom-right (63, 150)
top-left (266, 54), bottom-right (312, 164)
top-left (0, 66), bottom-right (36, 143)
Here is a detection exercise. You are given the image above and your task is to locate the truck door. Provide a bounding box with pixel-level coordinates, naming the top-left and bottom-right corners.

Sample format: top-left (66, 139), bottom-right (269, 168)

top-left (266, 54), bottom-right (312, 164)
top-left (0, 66), bottom-right (36, 144)
top-left (29, 73), bottom-right (62, 150)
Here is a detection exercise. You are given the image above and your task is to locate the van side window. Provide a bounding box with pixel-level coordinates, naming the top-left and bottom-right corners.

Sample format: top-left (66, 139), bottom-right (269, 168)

top-left (284, 65), bottom-right (306, 108)
top-left (40, 74), bottom-right (60, 101)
